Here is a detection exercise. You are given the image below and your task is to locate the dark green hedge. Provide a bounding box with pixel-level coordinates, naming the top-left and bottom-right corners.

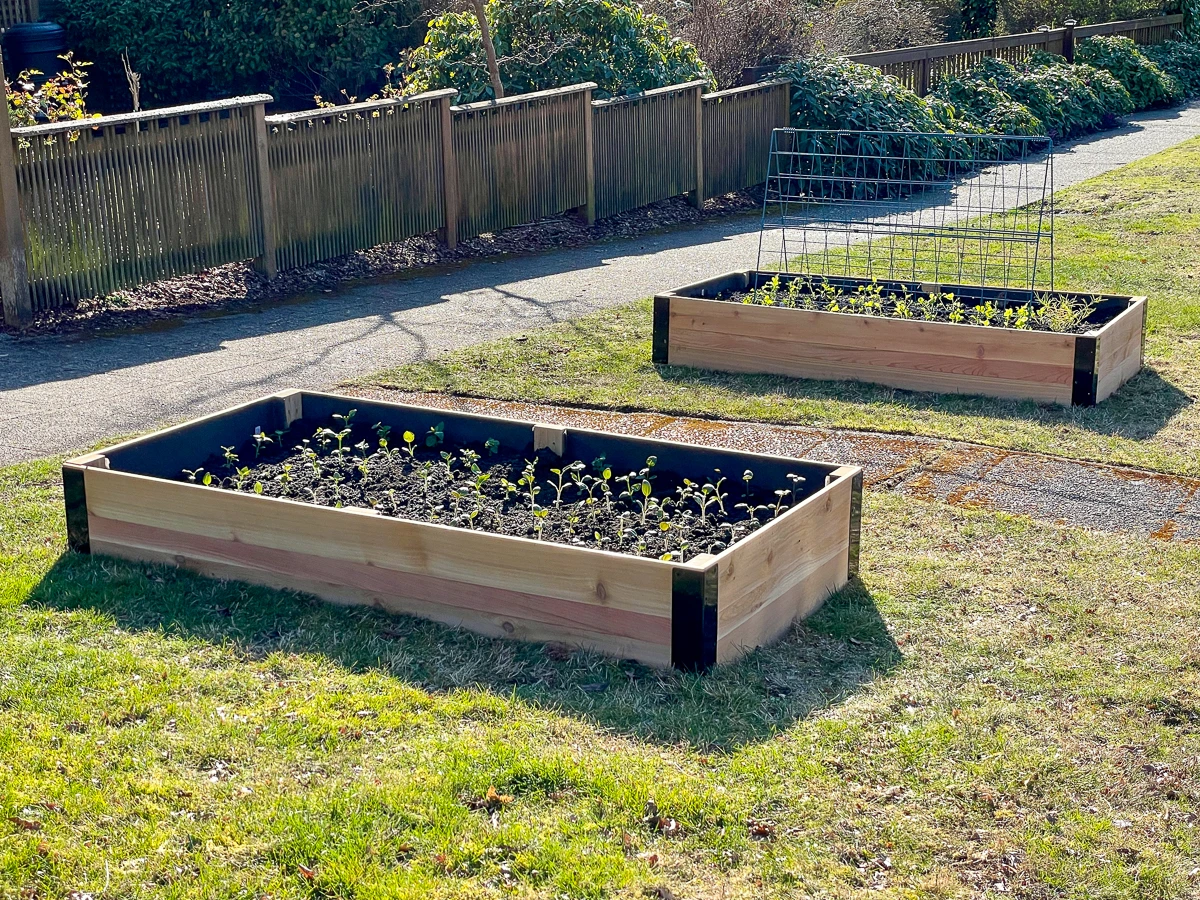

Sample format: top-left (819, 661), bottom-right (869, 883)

top-left (53, 0), bottom-right (424, 108)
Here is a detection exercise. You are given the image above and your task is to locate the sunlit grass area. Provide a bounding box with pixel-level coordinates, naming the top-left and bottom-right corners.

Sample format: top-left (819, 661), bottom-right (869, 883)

top-left (2, 454), bottom-right (1198, 897)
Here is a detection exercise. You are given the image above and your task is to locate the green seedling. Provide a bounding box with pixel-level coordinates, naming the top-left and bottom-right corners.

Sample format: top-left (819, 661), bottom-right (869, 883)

top-left (484, 438), bottom-right (500, 456)
top-left (426, 422), bottom-right (445, 447)
top-left (221, 446), bottom-right (239, 472)
top-left (787, 473), bottom-right (806, 506)
top-left (182, 467), bottom-right (205, 483)
top-left (252, 427), bottom-right (273, 459)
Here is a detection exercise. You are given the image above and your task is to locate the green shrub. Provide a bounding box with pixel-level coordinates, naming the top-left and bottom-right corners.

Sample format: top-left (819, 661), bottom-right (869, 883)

top-left (1143, 39), bottom-right (1200, 98)
top-left (1075, 35), bottom-right (1185, 109)
top-left (931, 69), bottom-right (1047, 135)
top-left (53, 0), bottom-right (424, 108)
top-left (403, 0), bottom-right (712, 103)
top-left (960, 0), bottom-right (999, 37)
top-left (777, 56), bottom-right (948, 132)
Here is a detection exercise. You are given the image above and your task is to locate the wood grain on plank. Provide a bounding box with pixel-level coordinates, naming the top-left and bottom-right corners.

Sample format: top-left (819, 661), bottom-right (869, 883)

top-left (1095, 298), bottom-right (1146, 402)
top-left (83, 468), bottom-right (674, 621)
top-left (713, 475), bottom-right (853, 661)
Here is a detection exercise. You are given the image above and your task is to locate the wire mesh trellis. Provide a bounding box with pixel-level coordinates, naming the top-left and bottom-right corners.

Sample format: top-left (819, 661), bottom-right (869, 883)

top-left (756, 129), bottom-right (1055, 291)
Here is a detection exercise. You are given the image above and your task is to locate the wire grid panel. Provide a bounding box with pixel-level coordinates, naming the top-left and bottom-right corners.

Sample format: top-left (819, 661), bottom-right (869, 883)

top-left (757, 129), bottom-right (1055, 290)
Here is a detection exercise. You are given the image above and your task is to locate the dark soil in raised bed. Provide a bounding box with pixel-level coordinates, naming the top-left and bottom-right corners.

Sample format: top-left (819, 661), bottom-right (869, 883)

top-left (6, 190), bottom-right (761, 338)
top-left (184, 411), bottom-right (812, 562)
top-left (718, 276), bottom-right (1125, 335)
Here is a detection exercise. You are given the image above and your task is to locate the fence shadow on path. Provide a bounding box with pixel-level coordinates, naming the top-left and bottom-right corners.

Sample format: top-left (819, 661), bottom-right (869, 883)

top-left (30, 549), bottom-right (899, 751)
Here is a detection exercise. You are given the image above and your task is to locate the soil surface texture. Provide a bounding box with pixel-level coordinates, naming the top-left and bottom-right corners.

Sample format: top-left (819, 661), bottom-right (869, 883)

top-left (189, 413), bottom-right (812, 561)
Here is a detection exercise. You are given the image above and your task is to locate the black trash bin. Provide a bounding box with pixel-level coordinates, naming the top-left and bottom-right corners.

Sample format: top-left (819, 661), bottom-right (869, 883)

top-left (4, 21), bottom-right (68, 84)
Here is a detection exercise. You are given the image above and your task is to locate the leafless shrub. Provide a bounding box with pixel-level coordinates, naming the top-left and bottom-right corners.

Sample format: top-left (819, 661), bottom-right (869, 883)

top-left (809, 0), bottom-right (945, 54)
top-left (647, 0), bottom-right (813, 88)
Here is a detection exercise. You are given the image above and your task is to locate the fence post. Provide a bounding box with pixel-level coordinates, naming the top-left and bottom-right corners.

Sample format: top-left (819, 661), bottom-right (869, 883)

top-left (0, 55), bottom-right (31, 329)
top-left (1063, 19), bottom-right (1076, 62)
top-left (583, 86), bottom-right (596, 226)
top-left (29, 0), bottom-right (39, 21)
top-left (439, 92), bottom-right (459, 249)
top-left (691, 84), bottom-right (705, 208)
top-left (917, 55), bottom-right (931, 96)
top-left (250, 102), bottom-right (278, 279)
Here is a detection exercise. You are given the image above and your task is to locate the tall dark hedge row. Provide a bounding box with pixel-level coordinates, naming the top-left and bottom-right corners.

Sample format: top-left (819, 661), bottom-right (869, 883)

top-left (51, 0), bottom-right (423, 109)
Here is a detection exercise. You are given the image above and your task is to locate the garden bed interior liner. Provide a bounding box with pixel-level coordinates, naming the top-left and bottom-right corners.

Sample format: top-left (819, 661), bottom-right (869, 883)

top-left (62, 390), bottom-right (863, 671)
top-left (653, 270), bottom-right (1147, 406)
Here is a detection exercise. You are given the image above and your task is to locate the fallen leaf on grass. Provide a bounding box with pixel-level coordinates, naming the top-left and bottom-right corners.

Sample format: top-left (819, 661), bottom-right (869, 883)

top-left (643, 800), bottom-right (681, 836)
top-left (645, 887), bottom-right (678, 900)
top-left (466, 786), bottom-right (514, 813)
top-left (9, 817), bottom-right (42, 831)
top-left (747, 819), bottom-right (776, 840)
top-left (297, 864), bottom-right (317, 880)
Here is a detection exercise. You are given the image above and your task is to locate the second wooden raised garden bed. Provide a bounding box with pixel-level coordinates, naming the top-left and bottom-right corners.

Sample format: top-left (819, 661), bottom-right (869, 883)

top-left (63, 390), bottom-right (862, 671)
top-left (654, 271), bottom-right (1146, 406)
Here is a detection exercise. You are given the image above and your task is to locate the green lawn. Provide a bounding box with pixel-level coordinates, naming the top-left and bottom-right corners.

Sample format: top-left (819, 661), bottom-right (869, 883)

top-left (3, 456), bottom-right (1199, 898)
top-left (364, 137), bottom-right (1200, 477)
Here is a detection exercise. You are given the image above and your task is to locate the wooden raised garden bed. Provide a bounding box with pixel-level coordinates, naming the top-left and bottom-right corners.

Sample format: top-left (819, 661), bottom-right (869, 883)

top-left (63, 390), bottom-right (863, 671)
top-left (654, 271), bottom-right (1146, 406)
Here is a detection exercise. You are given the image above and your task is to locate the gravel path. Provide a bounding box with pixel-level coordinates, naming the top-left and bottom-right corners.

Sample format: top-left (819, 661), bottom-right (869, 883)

top-left (1, 102), bottom-right (1198, 466)
top-left (350, 389), bottom-right (1200, 541)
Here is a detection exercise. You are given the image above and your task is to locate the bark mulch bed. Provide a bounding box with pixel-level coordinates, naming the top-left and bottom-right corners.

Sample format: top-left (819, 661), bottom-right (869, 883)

top-left (5, 191), bottom-right (761, 338)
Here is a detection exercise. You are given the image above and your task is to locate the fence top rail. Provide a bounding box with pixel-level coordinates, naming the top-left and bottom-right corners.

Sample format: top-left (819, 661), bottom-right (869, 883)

top-left (452, 81), bottom-right (598, 113)
top-left (591, 79), bottom-right (708, 108)
top-left (265, 88), bottom-right (458, 125)
top-left (1074, 13), bottom-right (1182, 36)
top-left (845, 12), bottom-right (1183, 66)
top-left (11, 93), bottom-right (275, 139)
top-left (702, 78), bottom-right (790, 101)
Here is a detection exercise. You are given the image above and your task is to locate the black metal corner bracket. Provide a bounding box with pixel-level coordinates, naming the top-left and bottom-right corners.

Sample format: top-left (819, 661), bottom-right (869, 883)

top-left (1072, 335), bottom-right (1098, 407)
top-left (671, 562), bottom-right (718, 672)
top-left (62, 465), bottom-right (91, 554)
top-left (652, 294), bottom-right (671, 365)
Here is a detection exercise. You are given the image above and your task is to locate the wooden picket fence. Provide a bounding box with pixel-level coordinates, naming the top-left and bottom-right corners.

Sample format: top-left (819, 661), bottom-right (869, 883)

top-left (0, 0), bottom-right (36, 31)
top-left (845, 13), bottom-right (1184, 95)
top-left (0, 10), bottom-right (1186, 325)
top-left (2, 79), bottom-right (791, 322)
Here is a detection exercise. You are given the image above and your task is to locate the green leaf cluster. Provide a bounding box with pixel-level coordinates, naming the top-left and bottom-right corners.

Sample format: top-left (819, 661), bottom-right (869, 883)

top-left (1075, 34), bottom-right (1187, 109)
top-left (1143, 39), bottom-right (1200, 97)
top-left (775, 56), bottom-right (950, 133)
top-left (933, 54), bottom-right (1133, 139)
top-left (403, 0), bottom-right (713, 103)
top-left (53, 0), bottom-right (424, 106)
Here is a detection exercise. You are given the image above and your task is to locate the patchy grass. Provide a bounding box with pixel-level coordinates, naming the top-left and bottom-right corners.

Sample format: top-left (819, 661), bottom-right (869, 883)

top-left (365, 137), bottom-right (1200, 476)
top-left (2, 457), bottom-right (1198, 898)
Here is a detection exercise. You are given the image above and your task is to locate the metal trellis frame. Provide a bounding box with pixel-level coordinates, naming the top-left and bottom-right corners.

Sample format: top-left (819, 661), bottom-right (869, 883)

top-left (757, 128), bottom-right (1055, 291)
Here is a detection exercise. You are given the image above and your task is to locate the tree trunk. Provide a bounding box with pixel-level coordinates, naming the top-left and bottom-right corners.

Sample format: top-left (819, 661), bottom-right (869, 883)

top-left (469, 0), bottom-right (505, 99)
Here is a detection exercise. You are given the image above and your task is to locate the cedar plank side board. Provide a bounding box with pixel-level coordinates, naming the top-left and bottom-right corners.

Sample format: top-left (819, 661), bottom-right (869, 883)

top-left (63, 391), bottom-right (861, 671)
top-left (654, 272), bottom-right (1147, 407)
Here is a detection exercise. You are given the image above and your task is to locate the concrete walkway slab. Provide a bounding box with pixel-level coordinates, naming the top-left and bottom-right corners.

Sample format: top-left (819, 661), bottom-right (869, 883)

top-left (1, 103), bottom-right (1198, 466)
